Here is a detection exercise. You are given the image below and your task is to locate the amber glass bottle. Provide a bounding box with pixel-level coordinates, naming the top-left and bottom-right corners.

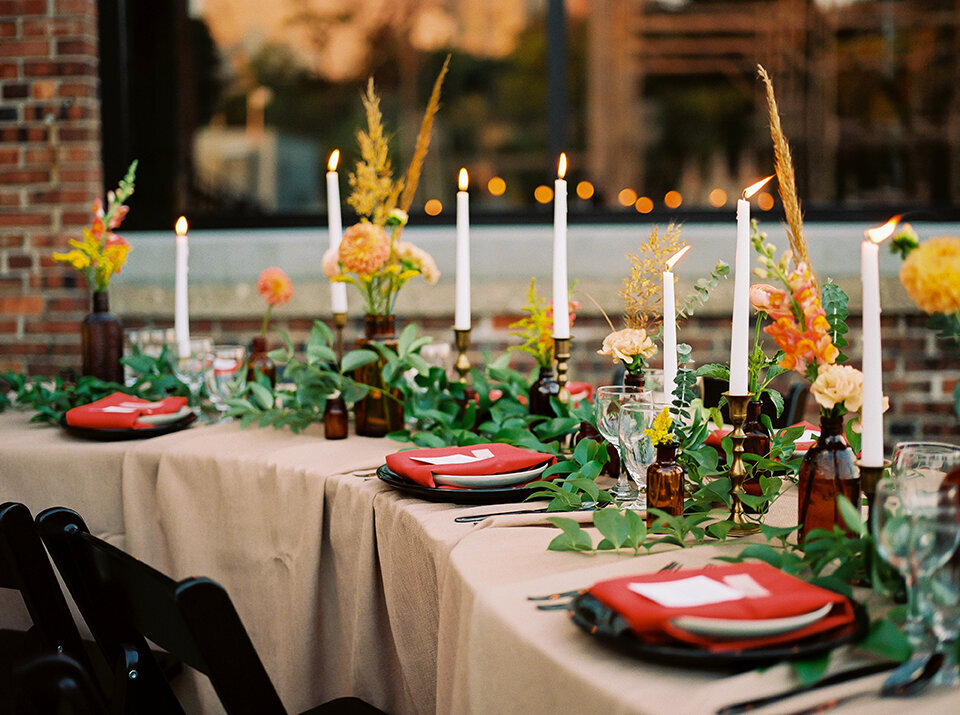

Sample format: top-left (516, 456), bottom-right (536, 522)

top-left (797, 414), bottom-right (859, 541)
top-left (646, 442), bottom-right (685, 527)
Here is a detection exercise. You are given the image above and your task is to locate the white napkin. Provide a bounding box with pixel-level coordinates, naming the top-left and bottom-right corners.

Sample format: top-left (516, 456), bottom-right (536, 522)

top-left (410, 448), bottom-right (495, 466)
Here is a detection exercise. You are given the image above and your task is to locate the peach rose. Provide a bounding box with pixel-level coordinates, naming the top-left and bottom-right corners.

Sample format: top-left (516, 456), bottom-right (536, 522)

top-left (810, 364), bottom-right (863, 412)
top-left (597, 328), bottom-right (657, 366)
top-left (395, 241), bottom-right (440, 284)
top-left (339, 222), bottom-right (390, 275)
top-left (321, 247), bottom-right (341, 279)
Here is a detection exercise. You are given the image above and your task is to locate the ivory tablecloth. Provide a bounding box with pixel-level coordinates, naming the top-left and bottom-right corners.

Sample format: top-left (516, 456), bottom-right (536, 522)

top-left (0, 410), bottom-right (955, 714)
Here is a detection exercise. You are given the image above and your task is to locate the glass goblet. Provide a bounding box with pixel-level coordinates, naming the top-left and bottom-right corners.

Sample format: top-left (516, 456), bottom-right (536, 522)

top-left (891, 442), bottom-right (960, 488)
top-left (203, 344), bottom-right (246, 421)
top-left (172, 338), bottom-right (213, 418)
top-left (873, 479), bottom-right (960, 653)
top-left (595, 385), bottom-right (650, 502)
top-left (618, 400), bottom-right (659, 511)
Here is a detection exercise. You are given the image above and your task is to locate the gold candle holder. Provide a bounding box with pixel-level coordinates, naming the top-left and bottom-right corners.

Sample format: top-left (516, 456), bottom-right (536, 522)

top-left (723, 391), bottom-right (761, 536)
top-left (454, 328), bottom-right (471, 383)
top-left (333, 312), bottom-right (347, 362)
top-left (553, 336), bottom-right (571, 403)
top-left (857, 459), bottom-right (889, 527)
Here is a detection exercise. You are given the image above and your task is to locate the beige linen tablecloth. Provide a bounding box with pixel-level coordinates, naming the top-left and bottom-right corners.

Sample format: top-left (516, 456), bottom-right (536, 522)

top-left (1, 410), bottom-right (957, 714)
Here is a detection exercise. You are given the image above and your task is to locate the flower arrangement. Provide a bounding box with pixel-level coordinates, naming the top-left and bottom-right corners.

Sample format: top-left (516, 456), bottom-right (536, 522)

top-left (53, 161), bottom-right (137, 292)
top-left (597, 328), bottom-right (657, 374)
top-left (644, 406), bottom-right (675, 445)
top-left (322, 59), bottom-right (448, 316)
top-left (508, 278), bottom-right (579, 367)
top-left (257, 267), bottom-right (294, 338)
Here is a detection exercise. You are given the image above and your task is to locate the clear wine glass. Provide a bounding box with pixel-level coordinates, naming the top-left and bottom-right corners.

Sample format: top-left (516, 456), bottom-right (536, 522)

top-left (203, 344), bottom-right (246, 421)
top-left (172, 338), bottom-right (213, 419)
top-left (618, 400), bottom-right (660, 510)
top-left (873, 478), bottom-right (960, 653)
top-left (925, 553), bottom-right (960, 686)
top-left (595, 385), bottom-right (650, 502)
top-left (891, 442), bottom-right (960, 488)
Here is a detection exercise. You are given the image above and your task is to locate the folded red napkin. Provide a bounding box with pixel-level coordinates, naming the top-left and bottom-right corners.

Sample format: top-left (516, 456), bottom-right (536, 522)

top-left (706, 421), bottom-right (822, 452)
top-left (588, 562), bottom-right (854, 652)
top-left (65, 392), bottom-right (189, 430)
top-left (385, 443), bottom-right (556, 489)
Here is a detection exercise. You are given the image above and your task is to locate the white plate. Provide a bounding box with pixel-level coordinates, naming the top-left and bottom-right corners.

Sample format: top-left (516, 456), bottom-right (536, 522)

top-left (670, 603), bottom-right (834, 639)
top-left (137, 407), bottom-right (194, 425)
top-left (433, 462), bottom-right (551, 489)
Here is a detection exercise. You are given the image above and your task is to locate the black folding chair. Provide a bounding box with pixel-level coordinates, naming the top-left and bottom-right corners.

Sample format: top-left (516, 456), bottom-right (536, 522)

top-left (14, 653), bottom-right (109, 715)
top-left (0, 502), bottom-right (106, 713)
top-left (37, 507), bottom-right (383, 715)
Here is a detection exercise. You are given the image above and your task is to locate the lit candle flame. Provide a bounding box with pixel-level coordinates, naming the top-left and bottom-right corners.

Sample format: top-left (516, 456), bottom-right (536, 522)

top-left (743, 175), bottom-right (775, 200)
top-left (665, 244), bottom-right (691, 270)
top-left (865, 215), bottom-right (901, 244)
top-left (458, 168), bottom-right (469, 192)
top-left (327, 149), bottom-right (340, 172)
top-left (175, 216), bottom-right (188, 236)
top-left (557, 153), bottom-right (567, 180)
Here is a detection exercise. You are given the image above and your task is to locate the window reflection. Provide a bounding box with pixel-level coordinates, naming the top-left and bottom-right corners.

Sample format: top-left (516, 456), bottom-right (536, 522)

top-left (106, 0), bottom-right (960, 227)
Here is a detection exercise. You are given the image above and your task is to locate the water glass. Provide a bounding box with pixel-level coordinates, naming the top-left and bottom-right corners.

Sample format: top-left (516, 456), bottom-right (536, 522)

top-left (172, 338), bottom-right (214, 417)
top-left (873, 478), bottom-right (960, 651)
top-left (618, 401), bottom-right (660, 510)
top-left (595, 385), bottom-right (651, 501)
top-left (204, 345), bottom-right (246, 420)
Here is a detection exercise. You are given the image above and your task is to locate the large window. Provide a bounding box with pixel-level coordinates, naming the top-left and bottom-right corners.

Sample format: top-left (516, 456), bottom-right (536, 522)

top-left (100, 0), bottom-right (960, 229)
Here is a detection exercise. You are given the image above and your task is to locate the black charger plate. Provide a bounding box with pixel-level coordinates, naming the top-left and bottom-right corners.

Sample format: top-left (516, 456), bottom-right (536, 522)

top-left (568, 591), bottom-right (868, 670)
top-left (376, 465), bottom-right (547, 505)
top-left (58, 412), bottom-right (197, 441)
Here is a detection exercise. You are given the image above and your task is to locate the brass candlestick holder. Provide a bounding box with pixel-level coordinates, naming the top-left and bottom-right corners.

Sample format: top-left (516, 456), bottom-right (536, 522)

top-left (454, 328), bottom-right (471, 383)
top-left (333, 312), bottom-right (347, 362)
top-left (553, 336), bottom-right (571, 403)
top-left (857, 459), bottom-right (889, 527)
top-left (724, 391), bottom-right (761, 536)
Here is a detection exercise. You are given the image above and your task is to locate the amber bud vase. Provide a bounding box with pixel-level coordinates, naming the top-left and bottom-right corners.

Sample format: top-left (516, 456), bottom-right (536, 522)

top-left (247, 336), bottom-right (277, 387)
top-left (81, 291), bottom-right (123, 383)
top-left (797, 414), bottom-right (860, 541)
top-left (354, 314), bottom-right (403, 437)
top-left (324, 394), bottom-right (349, 440)
top-left (528, 366), bottom-right (560, 416)
top-left (741, 400), bottom-right (772, 498)
top-left (646, 442), bottom-right (685, 527)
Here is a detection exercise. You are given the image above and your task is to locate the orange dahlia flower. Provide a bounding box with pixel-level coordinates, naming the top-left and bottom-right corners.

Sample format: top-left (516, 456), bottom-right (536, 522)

top-left (257, 267), bottom-right (294, 307)
top-left (339, 222), bottom-right (390, 275)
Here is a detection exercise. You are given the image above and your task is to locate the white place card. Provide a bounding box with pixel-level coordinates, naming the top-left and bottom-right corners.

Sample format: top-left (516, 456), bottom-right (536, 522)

top-left (410, 448), bottom-right (495, 466)
top-left (628, 575), bottom-right (746, 608)
top-left (721, 573), bottom-right (771, 598)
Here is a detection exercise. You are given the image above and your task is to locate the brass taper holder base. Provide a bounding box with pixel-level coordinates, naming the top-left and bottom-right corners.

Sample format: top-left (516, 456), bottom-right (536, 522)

top-left (454, 328), bottom-right (471, 384)
top-left (553, 336), bottom-right (571, 403)
top-left (723, 392), bottom-right (761, 536)
top-left (857, 459), bottom-right (889, 527)
top-left (333, 312), bottom-right (347, 362)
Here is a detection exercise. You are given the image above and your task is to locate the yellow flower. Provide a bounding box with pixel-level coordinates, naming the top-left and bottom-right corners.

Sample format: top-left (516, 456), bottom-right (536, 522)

top-left (52, 249), bottom-right (90, 271)
top-left (339, 222), bottom-right (390, 275)
top-left (899, 236), bottom-right (960, 314)
top-left (644, 407), bottom-right (675, 445)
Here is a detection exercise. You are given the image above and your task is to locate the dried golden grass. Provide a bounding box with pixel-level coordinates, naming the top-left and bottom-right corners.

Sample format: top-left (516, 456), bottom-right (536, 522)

top-left (399, 54), bottom-right (450, 213)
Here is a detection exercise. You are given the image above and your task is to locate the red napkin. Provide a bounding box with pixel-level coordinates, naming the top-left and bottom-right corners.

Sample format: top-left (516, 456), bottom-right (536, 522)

top-left (65, 392), bottom-right (189, 430)
top-left (385, 443), bottom-right (556, 489)
top-left (706, 420), bottom-right (821, 452)
top-left (588, 562), bottom-right (855, 652)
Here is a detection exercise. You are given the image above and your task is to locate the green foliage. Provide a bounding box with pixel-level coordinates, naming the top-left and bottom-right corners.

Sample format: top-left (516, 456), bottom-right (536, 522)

top-left (820, 281), bottom-right (850, 363)
top-left (0, 347), bottom-right (188, 424)
top-left (228, 321), bottom-right (377, 432)
top-left (677, 260), bottom-right (730, 324)
top-left (527, 438), bottom-right (616, 512)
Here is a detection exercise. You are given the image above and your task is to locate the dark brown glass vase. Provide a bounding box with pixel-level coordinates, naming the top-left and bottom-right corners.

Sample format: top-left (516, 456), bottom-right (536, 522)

top-left (797, 414), bottom-right (860, 541)
top-left (81, 291), bottom-right (123, 383)
top-left (646, 443), bottom-right (686, 526)
top-left (742, 400), bottom-right (772, 497)
top-left (324, 394), bottom-right (348, 440)
top-left (247, 336), bottom-right (277, 386)
top-left (622, 371), bottom-right (645, 389)
top-left (528, 366), bottom-right (560, 416)
top-left (354, 314), bottom-right (403, 437)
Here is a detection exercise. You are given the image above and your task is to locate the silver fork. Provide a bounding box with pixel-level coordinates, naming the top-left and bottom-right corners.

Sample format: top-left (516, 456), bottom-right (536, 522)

top-left (531, 560), bottom-right (681, 610)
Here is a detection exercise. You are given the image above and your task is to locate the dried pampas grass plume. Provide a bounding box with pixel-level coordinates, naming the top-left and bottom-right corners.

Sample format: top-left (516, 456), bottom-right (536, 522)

top-left (757, 64), bottom-right (814, 282)
top-left (399, 54), bottom-right (450, 213)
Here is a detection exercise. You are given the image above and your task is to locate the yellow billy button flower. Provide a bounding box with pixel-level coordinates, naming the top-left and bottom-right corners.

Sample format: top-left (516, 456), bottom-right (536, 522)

top-left (644, 407), bottom-right (675, 446)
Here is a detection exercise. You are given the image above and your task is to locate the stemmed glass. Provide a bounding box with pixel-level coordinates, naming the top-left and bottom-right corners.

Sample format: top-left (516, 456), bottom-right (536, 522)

top-left (172, 338), bottom-right (213, 419)
top-left (203, 344), bottom-right (246, 421)
top-left (926, 552), bottom-right (960, 685)
top-left (892, 442), bottom-right (960, 487)
top-left (618, 400), bottom-right (661, 510)
top-left (873, 478), bottom-right (960, 653)
top-left (595, 385), bottom-right (651, 501)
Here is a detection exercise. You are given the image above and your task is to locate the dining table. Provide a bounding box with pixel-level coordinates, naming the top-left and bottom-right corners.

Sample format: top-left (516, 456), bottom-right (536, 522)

top-left (0, 408), bottom-right (956, 714)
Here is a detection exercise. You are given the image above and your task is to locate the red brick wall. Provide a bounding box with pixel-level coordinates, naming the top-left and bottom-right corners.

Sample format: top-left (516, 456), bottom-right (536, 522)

top-left (0, 0), bottom-right (101, 374)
